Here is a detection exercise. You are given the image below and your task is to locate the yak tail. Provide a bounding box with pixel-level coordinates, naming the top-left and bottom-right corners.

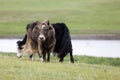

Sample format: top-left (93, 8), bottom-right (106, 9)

top-left (17, 34), bottom-right (27, 48)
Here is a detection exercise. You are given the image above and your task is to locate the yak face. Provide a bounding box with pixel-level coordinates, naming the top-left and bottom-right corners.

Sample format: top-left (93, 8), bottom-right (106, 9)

top-left (32, 20), bottom-right (53, 42)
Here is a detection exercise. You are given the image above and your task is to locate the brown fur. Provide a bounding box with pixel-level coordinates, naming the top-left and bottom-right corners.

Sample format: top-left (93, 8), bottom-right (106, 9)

top-left (16, 21), bottom-right (41, 60)
top-left (33, 20), bottom-right (56, 62)
top-left (22, 20), bottom-right (56, 62)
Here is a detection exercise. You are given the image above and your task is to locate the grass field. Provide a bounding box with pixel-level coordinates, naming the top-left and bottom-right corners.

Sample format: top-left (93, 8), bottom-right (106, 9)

top-left (0, 0), bottom-right (120, 79)
top-left (0, 52), bottom-right (120, 80)
top-left (0, 0), bottom-right (120, 36)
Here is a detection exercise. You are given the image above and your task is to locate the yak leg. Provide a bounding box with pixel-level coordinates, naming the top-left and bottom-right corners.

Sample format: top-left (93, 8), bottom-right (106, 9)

top-left (38, 53), bottom-right (44, 62)
top-left (58, 53), bottom-right (65, 62)
top-left (59, 58), bottom-right (64, 62)
top-left (38, 53), bottom-right (42, 58)
top-left (29, 54), bottom-right (34, 61)
top-left (58, 54), bottom-right (64, 62)
top-left (47, 53), bottom-right (50, 62)
top-left (41, 52), bottom-right (46, 62)
top-left (70, 51), bottom-right (74, 63)
top-left (38, 48), bottom-right (44, 62)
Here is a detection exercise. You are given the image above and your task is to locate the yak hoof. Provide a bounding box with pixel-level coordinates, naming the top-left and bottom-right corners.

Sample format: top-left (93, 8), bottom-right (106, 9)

top-left (40, 57), bottom-right (44, 62)
top-left (59, 58), bottom-right (63, 62)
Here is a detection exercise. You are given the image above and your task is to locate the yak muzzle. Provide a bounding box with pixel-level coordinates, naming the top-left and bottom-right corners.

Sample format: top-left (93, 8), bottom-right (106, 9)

top-left (38, 34), bottom-right (46, 41)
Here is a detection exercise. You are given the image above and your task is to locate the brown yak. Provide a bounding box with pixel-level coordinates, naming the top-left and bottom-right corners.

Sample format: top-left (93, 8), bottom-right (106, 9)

top-left (17, 20), bottom-right (56, 62)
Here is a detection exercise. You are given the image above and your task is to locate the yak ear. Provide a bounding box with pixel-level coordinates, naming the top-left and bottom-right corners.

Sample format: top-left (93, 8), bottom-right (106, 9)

top-left (26, 23), bottom-right (30, 30)
top-left (30, 21), bottom-right (38, 30)
top-left (44, 20), bottom-right (50, 26)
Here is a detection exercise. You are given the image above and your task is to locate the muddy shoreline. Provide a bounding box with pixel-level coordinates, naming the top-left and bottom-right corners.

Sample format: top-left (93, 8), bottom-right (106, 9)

top-left (0, 34), bottom-right (120, 40)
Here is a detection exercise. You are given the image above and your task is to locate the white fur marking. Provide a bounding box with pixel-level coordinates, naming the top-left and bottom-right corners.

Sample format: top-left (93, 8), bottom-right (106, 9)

top-left (41, 25), bottom-right (45, 29)
top-left (32, 57), bottom-right (34, 61)
top-left (39, 34), bottom-right (45, 40)
top-left (40, 57), bottom-right (44, 62)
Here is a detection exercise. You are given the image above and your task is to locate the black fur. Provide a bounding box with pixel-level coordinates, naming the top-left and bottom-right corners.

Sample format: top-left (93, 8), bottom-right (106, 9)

top-left (52, 23), bottom-right (74, 63)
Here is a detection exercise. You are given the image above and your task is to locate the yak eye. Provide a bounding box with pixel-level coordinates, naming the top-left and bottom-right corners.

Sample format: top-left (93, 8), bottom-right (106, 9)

top-left (43, 28), bottom-right (48, 31)
top-left (35, 27), bottom-right (38, 29)
top-left (44, 29), bottom-right (47, 32)
top-left (46, 28), bottom-right (49, 30)
top-left (45, 27), bottom-right (51, 31)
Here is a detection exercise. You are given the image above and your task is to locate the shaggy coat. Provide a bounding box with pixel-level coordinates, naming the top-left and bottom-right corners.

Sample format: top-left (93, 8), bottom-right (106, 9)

top-left (32, 20), bottom-right (56, 62)
top-left (17, 21), bottom-right (74, 63)
top-left (17, 21), bottom-right (39, 60)
top-left (52, 23), bottom-right (74, 63)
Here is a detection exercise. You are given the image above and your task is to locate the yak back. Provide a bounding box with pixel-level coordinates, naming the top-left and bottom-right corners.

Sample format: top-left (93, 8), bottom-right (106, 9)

top-left (52, 23), bottom-right (72, 57)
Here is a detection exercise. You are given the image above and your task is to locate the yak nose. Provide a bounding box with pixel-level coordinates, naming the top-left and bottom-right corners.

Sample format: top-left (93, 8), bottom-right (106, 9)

top-left (38, 34), bottom-right (45, 41)
top-left (40, 37), bottom-right (44, 40)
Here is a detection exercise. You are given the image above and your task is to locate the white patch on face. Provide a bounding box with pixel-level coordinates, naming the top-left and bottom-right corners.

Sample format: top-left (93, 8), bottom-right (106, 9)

top-left (38, 34), bottom-right (46, 41)
top-left (41, 24), bottom-right (45, 29)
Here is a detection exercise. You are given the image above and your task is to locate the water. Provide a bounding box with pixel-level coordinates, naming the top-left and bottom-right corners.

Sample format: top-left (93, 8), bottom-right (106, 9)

top-left (0, 39), bottom-right (120, 58)
top-left (72, 40), bottom-right (120, 58)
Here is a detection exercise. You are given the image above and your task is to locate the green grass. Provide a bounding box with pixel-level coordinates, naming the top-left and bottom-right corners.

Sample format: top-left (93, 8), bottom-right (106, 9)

top-left (0, 0), bottom-right (120, 36)
top-left (0, 52), bottom-right (120, 80)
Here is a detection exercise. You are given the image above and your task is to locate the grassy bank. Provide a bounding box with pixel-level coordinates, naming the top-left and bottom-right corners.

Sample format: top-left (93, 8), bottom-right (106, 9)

top-left (0, 52), bottom-right (120, 80)
top-left (0, 0), bottom-right (120, 36)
